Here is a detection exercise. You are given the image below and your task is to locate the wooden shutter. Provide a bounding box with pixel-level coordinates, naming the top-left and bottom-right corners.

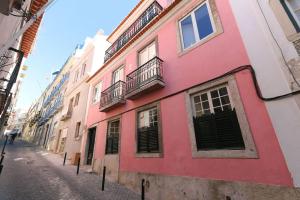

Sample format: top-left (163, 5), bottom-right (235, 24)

top-left (137, 125), bottom-right (159, 153)
top-left (193, 109), bottom-right (245, 150)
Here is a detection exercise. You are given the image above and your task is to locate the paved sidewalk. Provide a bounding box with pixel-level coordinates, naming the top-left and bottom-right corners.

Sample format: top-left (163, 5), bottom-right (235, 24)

top-left (0, 139), bottom-right (141, 200)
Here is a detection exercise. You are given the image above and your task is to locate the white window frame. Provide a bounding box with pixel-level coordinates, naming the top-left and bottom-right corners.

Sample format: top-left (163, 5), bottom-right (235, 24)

top-left (285, 0), bottom-right (300, 27)
top-left (191, 85), bottom-right (234, 117)
top-left (112, 66), bottom-right (124, 84)
top-left (179, 0), bottom-right (216, 50)
top-left (138, 41), bottom-right (157, 66)
top-left (92, 81), bottom-right (102, 104)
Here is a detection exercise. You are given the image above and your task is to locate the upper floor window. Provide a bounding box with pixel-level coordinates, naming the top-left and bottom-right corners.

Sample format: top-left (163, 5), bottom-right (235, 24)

top-left (92, 82), bottom-right (102, 103)
top-left (68, 98), bottom-right (74, 114)
top-left (138, 41), bottom-right (156, 66)
top-left (74, 69), bottom-right (79, 83)
top-left (75, 121), bottom-right (81, 138)
top-left (74, 92), bottom-right (80, 106)
top-left (112, 66), bottom-right (124, 84)
top-left (179, 1), bottom-right (215, 50)
top-left (81, 63), bottom-right (86, 77)
top-left (282, 0), bottom-right (300, 30)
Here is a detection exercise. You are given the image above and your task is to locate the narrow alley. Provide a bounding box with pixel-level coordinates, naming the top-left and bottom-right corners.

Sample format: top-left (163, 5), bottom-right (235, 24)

top-left (0, 138), bottom-right (140, 200)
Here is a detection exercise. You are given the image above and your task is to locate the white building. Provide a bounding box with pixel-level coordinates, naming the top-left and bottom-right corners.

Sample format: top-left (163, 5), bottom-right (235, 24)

top-left (230, 0), bottom-right (300, 187)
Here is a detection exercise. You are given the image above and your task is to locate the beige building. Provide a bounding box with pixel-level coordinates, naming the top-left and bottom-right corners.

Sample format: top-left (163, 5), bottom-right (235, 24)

top-left (54, 31), bottom-right (109, 163)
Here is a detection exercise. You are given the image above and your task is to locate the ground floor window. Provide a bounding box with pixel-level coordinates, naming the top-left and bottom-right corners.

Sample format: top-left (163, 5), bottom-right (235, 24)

top-left (191, 85), bottom-right (245, 150)
top-left (137, 106), bottom-right (160, 153)
top-left (186, 76), bottom-right (258, 158)
top-left (105, 119), bottom-right (120, 154)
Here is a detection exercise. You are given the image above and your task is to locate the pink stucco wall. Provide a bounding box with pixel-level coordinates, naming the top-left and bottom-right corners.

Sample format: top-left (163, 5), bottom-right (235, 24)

top-left (86, 0), bottom-right (292, 186)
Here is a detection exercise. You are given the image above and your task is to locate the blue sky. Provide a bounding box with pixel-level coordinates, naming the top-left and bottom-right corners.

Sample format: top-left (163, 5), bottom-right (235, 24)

top-left (16, 0), bottom-right (140, 111)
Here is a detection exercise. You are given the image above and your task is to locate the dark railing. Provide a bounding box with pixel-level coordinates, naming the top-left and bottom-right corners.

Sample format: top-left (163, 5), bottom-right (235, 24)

top-left (100, 81), bottom-right (125, 109)
top-left (126, 56), bottom-right (163, 95)
top-left (104, 1), bottom-right (163, 63)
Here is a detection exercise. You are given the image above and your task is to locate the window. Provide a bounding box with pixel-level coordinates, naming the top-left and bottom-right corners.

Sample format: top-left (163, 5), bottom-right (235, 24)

top-left (191, 85), bottom-right (245, 150)
top-left (92, 82), bottom-right (102, 103)
top-left (59, 137), bottom-right (66, 153)
top-left (112, 67), bottom-right (124, 84)
top-left (105, 119), bottom-right (120, 154)
top-left (67, 98), bottom-right (74, 114)
top-left (138, 42), bottom-right (159, 83)
top-left (281, 0), bottom-right (300, 31)
top-left (75, 122), bottom-right (81, 138)
top-left (137, 107), bottom-right (160, 153)
top-left (81, 63), bottom-right (86, 76)
top-left (74, 93), bottom-right (80, 106)
top-left (74, 70), bottom-right (79, 83)
top-left (179, 1), bottom-right (215, 49)
top-left (138, 41), bottom-right (156, 66)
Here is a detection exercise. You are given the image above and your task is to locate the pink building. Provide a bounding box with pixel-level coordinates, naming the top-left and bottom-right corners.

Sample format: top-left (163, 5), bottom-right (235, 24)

top-left (83, 0), bottom-right (297, 199)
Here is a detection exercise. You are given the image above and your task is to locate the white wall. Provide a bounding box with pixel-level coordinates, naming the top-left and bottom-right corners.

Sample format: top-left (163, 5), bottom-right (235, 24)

top-left (230, 0), bottom-right (300, 187)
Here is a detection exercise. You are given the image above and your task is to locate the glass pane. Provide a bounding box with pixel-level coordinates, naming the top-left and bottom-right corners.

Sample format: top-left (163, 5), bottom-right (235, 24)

top-left (200, 93), bottom-right (208, 101)
top-left (195, 103), bottom-right (202, 112)
top-left (212, 98), bottom-right (221, 107)
top-left (214, 106), bottom-right (222, 113)
top-left (210, 90), bottom-right (218, 98)
top-left (181, 15), bottom-right (196, 49)
top-left (202, 101), bottom-right (209, 110)
top-left (148, 42), bottom-right (156, 60)
top-left (222, 104), bottom-right (232, 111)
top-left (139, 48), bottom-right (148, 66)
top-left (219, 87), bottom-right (228, 96)
top-left (221, 96), bottom-right (230, 105)
top-left (194, 3), bottom-right (214, 39)
top-left (194, 96), bottom-right (200, 103)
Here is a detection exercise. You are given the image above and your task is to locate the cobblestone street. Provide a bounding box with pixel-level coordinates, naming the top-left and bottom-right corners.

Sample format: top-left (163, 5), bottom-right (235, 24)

top-left (0, 138), bottom-right (141, 200)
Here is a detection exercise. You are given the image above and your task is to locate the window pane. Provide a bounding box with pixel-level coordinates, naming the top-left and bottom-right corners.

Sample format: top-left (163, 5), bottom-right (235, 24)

top-left (181, 15), bottom-right (196, 49)
top-left (212, 98), bottom-right (221, 107)
top-left (201, 93), bottom-right (208, 101)
top-left (219, 87), bottom-right (228, 96)
top-left (195, 3), bottom-right (214, 39)
top-left (221, 96), bottom-right (230, 105)
top-left (148, 42), bottom-right (156, 60)
top-left (139, 49), bottom-right (148, 66)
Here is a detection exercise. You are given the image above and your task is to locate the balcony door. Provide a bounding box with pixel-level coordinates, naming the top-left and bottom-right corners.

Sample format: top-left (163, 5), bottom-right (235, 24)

top-left (112, 67), bottom-right (124, 99)
top-left (112, 67), bottom-right (124, 84)
top-left (138, 42), bottom-right (158, 83)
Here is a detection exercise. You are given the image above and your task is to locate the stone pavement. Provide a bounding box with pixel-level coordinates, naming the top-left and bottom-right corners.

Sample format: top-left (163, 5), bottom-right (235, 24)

top-left (0, 138), bottom-right (141, 200)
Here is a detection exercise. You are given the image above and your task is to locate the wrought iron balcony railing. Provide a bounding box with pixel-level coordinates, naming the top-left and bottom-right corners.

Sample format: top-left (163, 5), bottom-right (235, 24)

top-left (100, 81), bottom-right (126, 112)
top-left (104, 1), bottom-right (163, 63)
top-left (125, 56), bottom-right (164, 99)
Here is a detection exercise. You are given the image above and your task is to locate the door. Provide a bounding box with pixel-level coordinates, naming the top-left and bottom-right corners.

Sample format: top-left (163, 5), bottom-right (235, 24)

top-left (87, 127), bottom-right (96, 165)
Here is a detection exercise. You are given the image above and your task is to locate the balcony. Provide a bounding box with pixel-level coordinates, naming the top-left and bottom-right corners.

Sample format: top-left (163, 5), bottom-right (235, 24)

top-left (60, 111), bottom-right (72, 121)
top-left (100, 81), bottom-right (126, 112)
top-left (125, 57), bottom-right (164, 99)
top-left (104, 1), bottom-right (163, 63)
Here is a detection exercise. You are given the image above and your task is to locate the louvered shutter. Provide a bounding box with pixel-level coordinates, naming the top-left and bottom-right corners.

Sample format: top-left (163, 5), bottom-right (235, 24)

top-left (215, 109), bottom-right (245, 149)
top-left (112, 134), bottom-right (119, 154)
top-left (148, 126), bottom-right (159, 152)
top-left (193, 114), bottom-right (217, 150)
top-left (137, 125), bottom-right (159, 153)
top-left (105, 137), bottom-right (113, 154)
top-left (193, 109), bottom-right (245, 150)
